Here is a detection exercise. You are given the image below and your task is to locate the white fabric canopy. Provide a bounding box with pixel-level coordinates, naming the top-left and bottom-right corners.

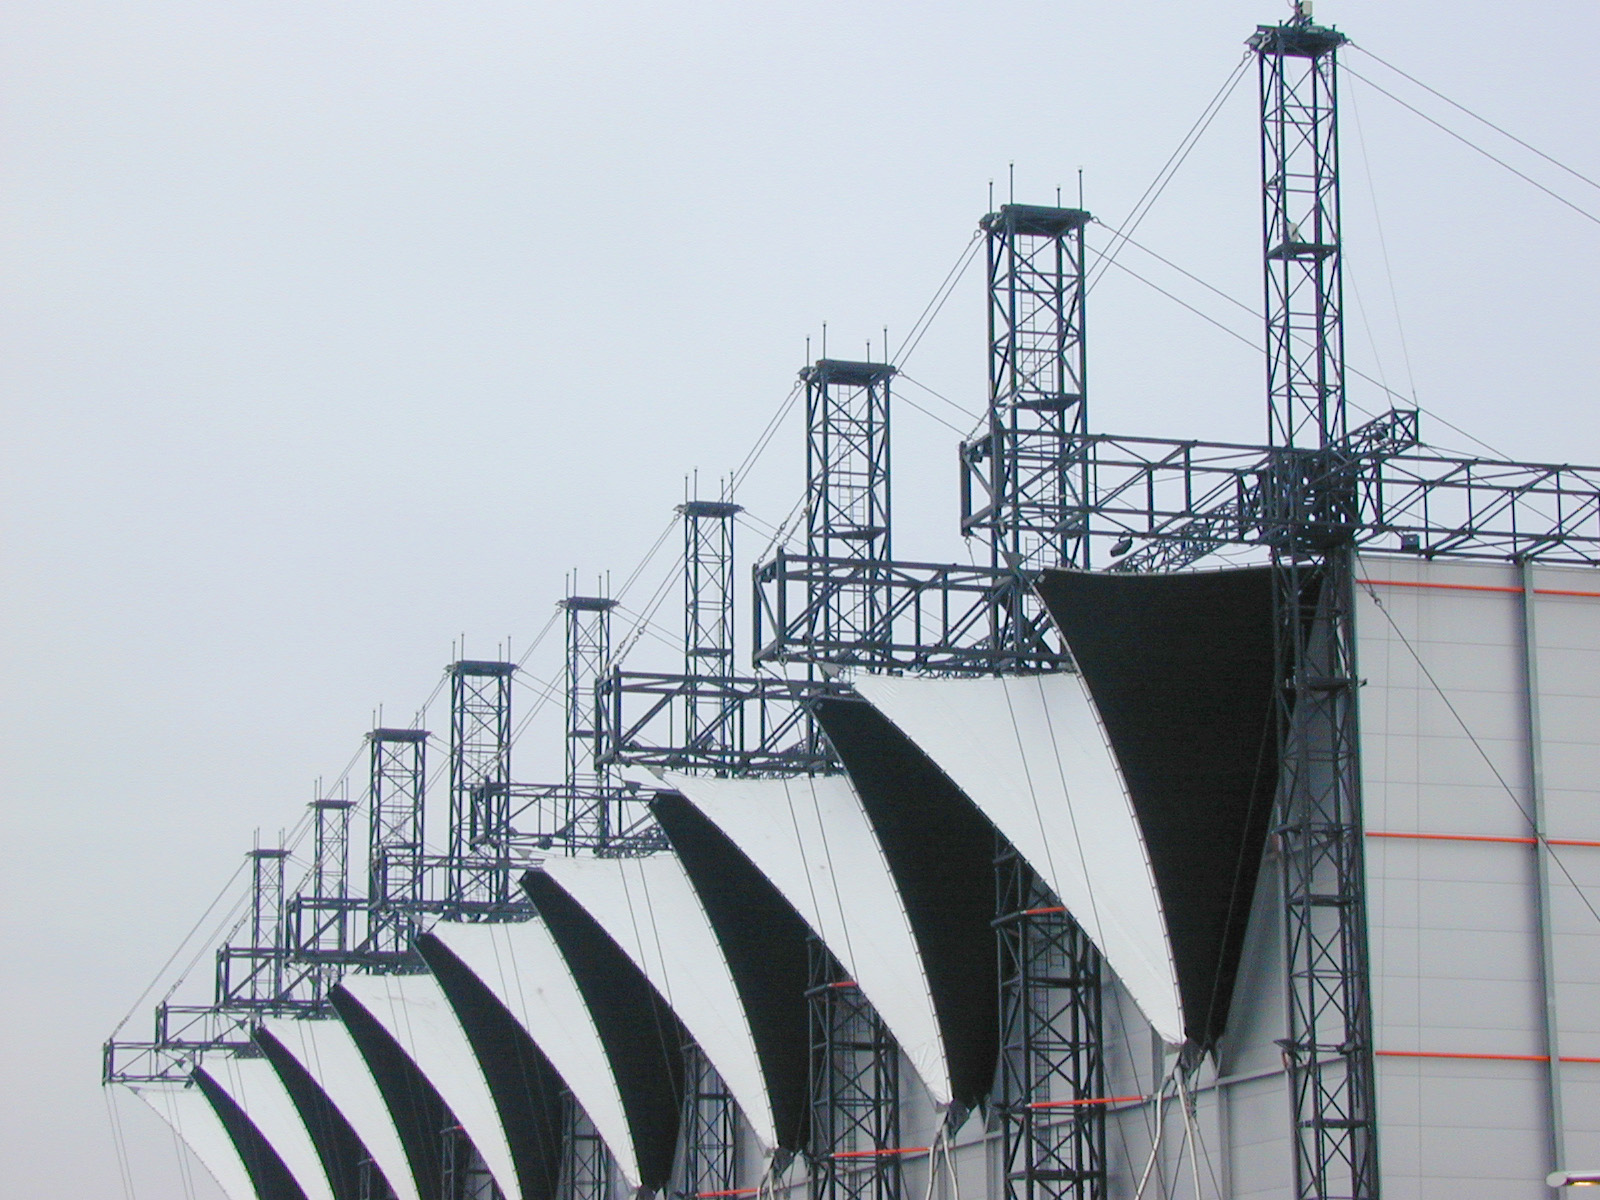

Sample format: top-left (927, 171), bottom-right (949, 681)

top-left (661, 771), bottom-right (952, 1107)
top-left (262, 1015), bottom-right (421, 1200)
top-left (853, 672), bottom-right (1184, 1044)
top-left (338, 972), bottom-right (521, 1200)
top-left (202, 1052), bottom-right (336, 1200)
top-left (430, 919), bottom-right (641, 1189)
top-left (537, 854), bottom-right (777, 1153)
top-left (130, 1083), bottom-right (256, 1200)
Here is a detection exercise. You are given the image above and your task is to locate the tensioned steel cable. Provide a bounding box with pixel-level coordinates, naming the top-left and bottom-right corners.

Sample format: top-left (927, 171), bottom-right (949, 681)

top-left (1086, 53), bottom-right (1251, 295)
top-left (1345, 65), bottom-right (1600, 229)
top-left (1352, 45), bottom-right (1600, 196)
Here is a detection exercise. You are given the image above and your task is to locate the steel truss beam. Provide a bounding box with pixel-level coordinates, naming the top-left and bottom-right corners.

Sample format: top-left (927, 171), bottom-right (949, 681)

top-left (598, 670), bottom-right (839, 775)
top-left (808, 941), bottom-right (902, 1200)
top-left (754, 552), bottom-right (1068, 674)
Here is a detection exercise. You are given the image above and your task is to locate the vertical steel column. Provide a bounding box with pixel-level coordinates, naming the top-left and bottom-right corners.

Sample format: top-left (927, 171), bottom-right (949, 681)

top-left (448, 661), bottom-right (516, 913)
top-left (678, 1042), bottom-right (739, 1200)
top-left (995, 848), bottom-right (1104, 1200)
top-left (558, 1092), bottom-right (612, 1200)
top-left (367, 728), bottom-right (428, 957)
top-left (680, 499), bottom-right (742, 765)
top-left (808, 938), bottom-right (901, 1200)
top-left (802, 358), bottom-right (895, 662)
top-left (1253, 13), bottom-right (1377, 1200)
top-left (1520, 560), bottom-right (1567, 1173)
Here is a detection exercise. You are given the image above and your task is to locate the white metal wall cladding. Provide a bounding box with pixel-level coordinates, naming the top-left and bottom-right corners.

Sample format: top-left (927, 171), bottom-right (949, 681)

top-left (338, 971), bottom-right (522, 1200)
top-left (537, 855), bottom-right (778, 1152)
top-left (430, 919), bottom-right (642, 1189)
top-left (131, 1083), bottom-right (258, 1200)
top-left (262, 1015), bottom-right (422, 1200)
top-left (1357, 554), bottom-right (1600, 1195)
top-left (852, 672), bottom-right (1183, 1045)
top-left (662, 771), bottom-right (953, 1108)
top-left (205, 1052), bottom-right (336, 1200)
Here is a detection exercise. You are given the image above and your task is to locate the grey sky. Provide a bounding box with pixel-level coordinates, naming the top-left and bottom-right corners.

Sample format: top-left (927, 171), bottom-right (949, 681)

top-left (3, 2), bottom-right (1597, 1196)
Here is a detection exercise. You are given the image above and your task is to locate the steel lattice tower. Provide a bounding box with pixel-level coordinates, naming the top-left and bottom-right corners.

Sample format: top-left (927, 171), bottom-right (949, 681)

top-left (808, 940), bottom-right (901, 1200)
top-left (802, 358), bottom-right (895, 662)
top-left (217, 846), bottom-right (290, 1008)
top-left (447, 661), bottom-right (516, 914)
top-left (367, 728), bottom-right (428, 958)
top-left (285, 796), bottom-right (355, 1001)
top-left (560, 596), bottom-right (620, 849)
top-left (996, 852), bottom-right (1104, 1200)
top-left (677, 1043), bottom-right (738, 1200)
top-left (1252, 13), bottom-right (1378, 1200)
top-left (963, 205), bottom-right (1092, 569)
top-left (679, 499), bottom-right (742, 763)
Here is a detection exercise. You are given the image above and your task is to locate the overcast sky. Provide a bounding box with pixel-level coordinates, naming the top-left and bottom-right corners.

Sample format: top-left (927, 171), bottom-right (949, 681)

top-left (4, 2), bottom-right (1598, 1196)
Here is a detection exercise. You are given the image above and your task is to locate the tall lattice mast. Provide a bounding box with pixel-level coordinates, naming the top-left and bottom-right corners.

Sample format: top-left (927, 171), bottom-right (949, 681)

top-left (447, 660), bottom-right (516, 914)
top-left (802, 357), bottom-right (895, 662)
top-left (1252, 11), bottom-right (1378, 1200)
top-left (679, 498), bottom-right (741, 762)
top-left (367, 727), bottom-right (428, 958)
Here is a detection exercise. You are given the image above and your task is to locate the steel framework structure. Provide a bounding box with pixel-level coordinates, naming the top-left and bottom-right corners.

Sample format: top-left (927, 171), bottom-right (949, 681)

top-left (808, 941), bottom-right (902, 1200)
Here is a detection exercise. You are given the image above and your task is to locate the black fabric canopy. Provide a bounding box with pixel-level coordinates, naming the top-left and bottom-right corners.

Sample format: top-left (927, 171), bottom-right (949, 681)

top-left (513, 875), bottom-right (686, 1193)
top-left (254, 1024), bottom-right (383, 1200)
top-left (810, 697), bottom-right (999, 1110)
top-left (416, 933), bottom-right (567, 1200)
top-left (329, 983), bottom-right (451, 1200)
top-left (193, 1065), bottom-right (309, 1200)
top-left (1036, 566), bottom-right (1279, 1049)
top-left (648, 789), bottom-right (813, 1152)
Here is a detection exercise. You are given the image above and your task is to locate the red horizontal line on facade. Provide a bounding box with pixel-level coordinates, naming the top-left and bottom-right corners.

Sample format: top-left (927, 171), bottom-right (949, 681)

top-left (1377, 1050), bottom-right (1600, 1064)
top-left (828, 981), bottom-right (857, 989)
top-left (1358, 577), bottom-right (1600, 599)
top-left (1024, 906), bottom-right (1067, 916)
top-left (1368, 831), bottom-right (1600, 848)
top-left (1028, 1095), bottom-right (1145, 1109)
top-left (830, 1148), bottom-right (931, 1159)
